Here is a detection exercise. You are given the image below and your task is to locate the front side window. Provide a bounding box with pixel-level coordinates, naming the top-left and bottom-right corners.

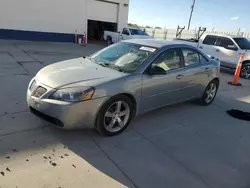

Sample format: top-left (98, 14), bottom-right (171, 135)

top-left (233, 38), bottom-right (250, 50)
top-left (182, 48), bottom-right (208, 66)
top-left (129, 29), bottom-right (148, 36)
top-left (151, 49), bottom-right (181, 71)
top-left (90, 42), bottom-right (156, 73)
top-left (203, 35), bottom-right (218, 45)
top-left (122, 29), bottom-right (129, 35)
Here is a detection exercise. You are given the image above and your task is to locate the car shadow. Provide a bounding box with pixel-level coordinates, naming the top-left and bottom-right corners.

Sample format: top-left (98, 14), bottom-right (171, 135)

top-left (1, 95), bottom-right (250, 187)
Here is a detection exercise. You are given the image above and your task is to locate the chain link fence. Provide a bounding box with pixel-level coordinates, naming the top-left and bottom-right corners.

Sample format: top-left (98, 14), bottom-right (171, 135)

top-left (144, 28), bottom-right (250, 40)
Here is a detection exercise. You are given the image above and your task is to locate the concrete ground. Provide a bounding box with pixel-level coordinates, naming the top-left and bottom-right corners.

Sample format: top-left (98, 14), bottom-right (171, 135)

top-left (0, 40), bottom-right (250, 188)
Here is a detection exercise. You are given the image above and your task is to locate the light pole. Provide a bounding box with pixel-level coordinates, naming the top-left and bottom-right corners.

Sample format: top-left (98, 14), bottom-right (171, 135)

top-left (187, 0), bottom-right (196, 30)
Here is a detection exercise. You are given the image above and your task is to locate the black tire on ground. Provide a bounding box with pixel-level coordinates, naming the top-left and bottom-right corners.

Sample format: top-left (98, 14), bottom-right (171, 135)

top-left (199, 79), bottom-right (219, 106)
top-left (95, 95), bottom-right (135, 136)
top-left (240, 63), bottom-right (250, 79)
top-left (106, 36), bottom-right (112, 46)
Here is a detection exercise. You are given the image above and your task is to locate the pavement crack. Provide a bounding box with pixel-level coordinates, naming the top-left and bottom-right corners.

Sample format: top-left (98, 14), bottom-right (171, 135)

top-left (16, 62), bottom-right (30, 75)
top-left (0, 110), bottom-right (29, 117)
top-left (0, 125), bottom-right (48, 138)
top-left (86, 132), bottom-right (139, 188)
top-left (13, 43), bottom-right (44, 65)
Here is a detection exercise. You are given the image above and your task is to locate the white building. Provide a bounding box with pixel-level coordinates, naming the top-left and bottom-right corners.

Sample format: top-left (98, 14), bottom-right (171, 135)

top-left (0, 0), bottom-right (129, 42)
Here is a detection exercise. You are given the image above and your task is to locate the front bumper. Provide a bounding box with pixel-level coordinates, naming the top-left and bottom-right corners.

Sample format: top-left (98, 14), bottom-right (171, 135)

top-left (27, 78), bottom-right (108, 129)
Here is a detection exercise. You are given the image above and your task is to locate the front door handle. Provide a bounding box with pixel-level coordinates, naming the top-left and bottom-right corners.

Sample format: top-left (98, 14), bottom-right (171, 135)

top-left (176, 75), bottom-right (184, 79)
top-left (216, 49), bottom-right (220, 52)
top-left (205, 68), bottom-right (210, 72)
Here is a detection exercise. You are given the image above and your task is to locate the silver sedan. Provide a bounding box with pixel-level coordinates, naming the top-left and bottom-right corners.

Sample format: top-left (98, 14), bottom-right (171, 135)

top-left (27, 39), bottom-right (220, 136)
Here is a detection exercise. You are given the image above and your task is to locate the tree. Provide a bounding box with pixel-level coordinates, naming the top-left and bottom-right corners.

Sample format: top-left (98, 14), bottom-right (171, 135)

top-left (128, 23), bottom-right (140, 28)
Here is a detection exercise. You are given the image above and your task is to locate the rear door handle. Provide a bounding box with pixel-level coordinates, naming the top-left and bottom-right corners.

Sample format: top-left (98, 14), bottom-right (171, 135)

top-left (176, 75), bottom-right (184, 79)
top-left (216, 49), bottom-right (220, 52)
top-left (199, 46), bottom-right (203, 49)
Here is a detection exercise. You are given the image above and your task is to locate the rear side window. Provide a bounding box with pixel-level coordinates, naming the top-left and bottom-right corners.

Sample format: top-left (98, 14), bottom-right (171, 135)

top-left (182, 48), bottom-right (208, 66)
top-left (216, 37), bottom-right (234, 48)
top-left (203, 35), bottom-right (218, 45)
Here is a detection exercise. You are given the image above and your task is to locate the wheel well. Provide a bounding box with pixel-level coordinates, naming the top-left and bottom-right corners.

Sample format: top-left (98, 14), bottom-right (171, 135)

top-left (211, 78), bottom-right (219, 86)
top-left (119, 93), bottom-right (137, 114)
top-left (242, 60), bottom-right (250, 65)
top-left (107, 35), bottom-right (112, 41)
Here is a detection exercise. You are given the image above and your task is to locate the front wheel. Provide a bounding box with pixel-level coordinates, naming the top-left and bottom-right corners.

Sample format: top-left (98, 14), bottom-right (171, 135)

top-left (240, 63), bottom-right (250, 79)
top-left (95, 95), bottom-right (134, 136)
top-left (200, 80), bottom-right (219, 105)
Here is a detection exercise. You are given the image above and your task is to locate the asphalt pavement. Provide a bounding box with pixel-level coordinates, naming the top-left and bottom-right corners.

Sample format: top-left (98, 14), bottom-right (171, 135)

top-left (0, 40), bottom-right (250, 188)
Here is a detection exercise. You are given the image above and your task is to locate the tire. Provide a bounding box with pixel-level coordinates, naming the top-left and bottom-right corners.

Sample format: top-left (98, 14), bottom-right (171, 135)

top-left (95, 95), bottom-right (135, 136)
top-left (106, 36), bottom-right (112, 46)
top-left (200, 80), bottom-right (219, 106)
top-left (240, 63), bottom-right (250, 79)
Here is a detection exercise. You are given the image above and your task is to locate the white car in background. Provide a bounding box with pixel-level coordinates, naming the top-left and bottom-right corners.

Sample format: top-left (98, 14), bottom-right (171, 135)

top-left (103, 27), bottom-right (153, 45)
top-left (175, 34), bottom-right (250, 79)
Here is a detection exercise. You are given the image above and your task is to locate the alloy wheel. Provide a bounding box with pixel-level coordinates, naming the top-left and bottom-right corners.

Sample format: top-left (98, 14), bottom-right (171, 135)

top-left (104, 101), bottom-right (130, 133)
top-left (204, 83), bottom-right (217, 104)
top-left (241, 65), bottom-right (250, 79)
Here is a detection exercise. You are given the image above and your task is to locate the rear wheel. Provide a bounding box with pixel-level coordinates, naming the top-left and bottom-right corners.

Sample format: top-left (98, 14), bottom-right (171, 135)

top-left (200, 80), bottom-right (219, 105)
top-left (106, 37), bottom-right (112, 46)
top-left (240, 63), bottom-right (250, 79)
top-left (96, 95), bottom-right (134, 136)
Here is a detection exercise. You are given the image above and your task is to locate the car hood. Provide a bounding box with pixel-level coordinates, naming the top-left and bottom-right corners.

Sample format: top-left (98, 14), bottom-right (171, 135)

top-left (36, 57), bottom-right (125, 88)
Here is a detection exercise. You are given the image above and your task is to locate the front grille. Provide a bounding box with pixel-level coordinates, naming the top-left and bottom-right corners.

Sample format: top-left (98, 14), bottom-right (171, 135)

top-left (32, 86), bottom-right (47, 98)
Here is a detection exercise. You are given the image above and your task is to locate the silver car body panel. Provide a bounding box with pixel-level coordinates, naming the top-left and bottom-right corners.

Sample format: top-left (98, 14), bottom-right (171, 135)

top-left (27, 39), bottom-right (220, 129)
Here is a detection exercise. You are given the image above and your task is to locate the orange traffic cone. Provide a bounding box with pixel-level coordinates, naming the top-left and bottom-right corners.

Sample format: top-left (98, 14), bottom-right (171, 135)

top-left (82, 32), bottom-right (86, 46)
top-left (228, 52), bottom-right (245, 86)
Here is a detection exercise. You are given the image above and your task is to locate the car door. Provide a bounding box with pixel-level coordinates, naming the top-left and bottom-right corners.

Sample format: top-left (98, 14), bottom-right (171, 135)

top-left (198, 35), bottom-right (219, 58)
top-left (141, 48), bottom-right (191, 112)
top-left (181, 48), bottom-right (212, 96)
top-left (215, 37), bottom-right (239, 68)
top-left (120, 28), bottom-right (130, 40)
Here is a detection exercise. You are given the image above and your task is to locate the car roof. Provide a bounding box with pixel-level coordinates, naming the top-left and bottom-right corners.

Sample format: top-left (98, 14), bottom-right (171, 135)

top-left (123, 39), bottom-right (195, 48)
top-left (204, 33), bottom-right (245, 39)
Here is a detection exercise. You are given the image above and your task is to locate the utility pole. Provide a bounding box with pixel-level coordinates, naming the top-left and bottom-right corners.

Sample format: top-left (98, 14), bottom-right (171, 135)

top-left (187, 0), bottom-right (196, 30)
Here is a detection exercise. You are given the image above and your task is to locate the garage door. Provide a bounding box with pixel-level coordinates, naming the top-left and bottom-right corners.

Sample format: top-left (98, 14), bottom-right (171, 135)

top-left (87, 0), bottom-right (118, 23)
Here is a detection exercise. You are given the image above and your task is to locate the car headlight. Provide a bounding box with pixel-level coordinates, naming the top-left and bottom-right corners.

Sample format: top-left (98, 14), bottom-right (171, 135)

top-left (49, 87), bottom-right (95, 102)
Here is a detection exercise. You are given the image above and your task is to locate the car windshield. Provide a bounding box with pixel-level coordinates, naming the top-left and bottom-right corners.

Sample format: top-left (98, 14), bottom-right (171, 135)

top-left (129, 29), bottom-right (148, 36)
top-left (89, 42), bottom-right (156, 73)
top-left (233, 38), bottom-right (250, 50)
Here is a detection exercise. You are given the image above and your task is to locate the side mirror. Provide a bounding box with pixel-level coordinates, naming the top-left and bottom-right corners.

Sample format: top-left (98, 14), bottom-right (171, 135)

top-left (148, 65), bottom-right (166, 75)
top-left (208, 55), bottom-right (215, 59)
top-left (225, 45), bottom-right (238, 51)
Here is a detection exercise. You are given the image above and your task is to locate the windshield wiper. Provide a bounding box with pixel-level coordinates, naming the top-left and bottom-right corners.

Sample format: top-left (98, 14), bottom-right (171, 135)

top-left (111, 65), bottom-right (124, 72)
top-left (87, 58), bottom-right (124, 72)
top-left (99, 62), bottom-right (110, 67)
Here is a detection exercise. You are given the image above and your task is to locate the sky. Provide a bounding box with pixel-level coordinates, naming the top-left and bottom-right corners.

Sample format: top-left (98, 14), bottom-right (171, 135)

top-left (128, 0), bottom-right (250, 32)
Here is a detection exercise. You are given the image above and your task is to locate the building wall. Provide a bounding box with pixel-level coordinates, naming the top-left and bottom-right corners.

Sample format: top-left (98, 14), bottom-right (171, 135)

top-left (0, 0), bottom-right (129, 42)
